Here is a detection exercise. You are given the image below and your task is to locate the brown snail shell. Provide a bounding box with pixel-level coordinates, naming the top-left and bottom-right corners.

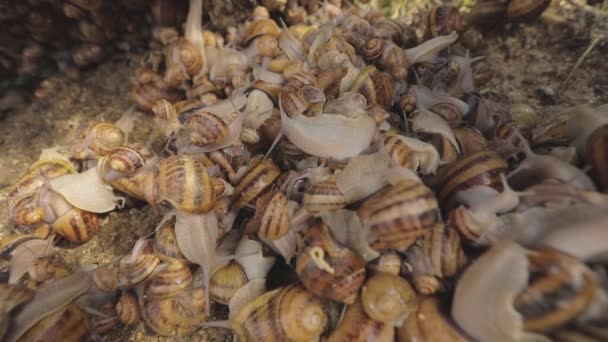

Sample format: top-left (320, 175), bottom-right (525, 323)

top-left (117, 254), bottom-right (161, 290)
top-left (586, 123), bottom-right (608, 192)
top-left (406, 224), bottom-right (468, 294)
top-left (231, 283), bottom-right (328, 342)
top-left (105, 147), bottom-right (145, 174)
top-left (145, 261), bottom-right (192, 300)
top-left (506, 0), bottom-right (551, 22)
top-left (209, 261), bottom-right (248, 305)
top-left (468, 0), bottom-right (508, 27)
top-left (427, 6), bottom-right (467, 38)
top-left (246, 190), bottom-right (291, 240)
top-left (436, 150), bottom-right (508, 210)
top-left (362, 37), bottom-right (384, 62)
top-left (361, 273), bottom-right (417, 324)
top-left (52, 208), bottom-right (100, 243)
top-left (0, 226), bottom-right (50, 259)
top-left (358, 180), bottom-right (439, 252)
top-left (116, 292), bottom-right (140, 325)
top-left (349, 66), bottom-right (394, 109)
top-left (302, 177), bottom-right (348, 215)
top-left (80, 122), bottom-right (126, 157)
top-left (153, 215), bottom-right (187, 263)
top-left (180, 111), bottom-right (229, 147)
top-left (452, 127), bottom-right (488, 156)
top-left (91, 301), bottom-right (118, 334)
top-left (368, 252), bottom-right (403, 276)
top-left (327, 298), bottom-right (394, 342)
top-left (398, 296), bottom-right (469, 342)
top-left (142, 287), bottom-right (207, 336)
top-left (20, 303), bottom-right (89, 342)
top-left (9, 193), bottom-right (46, 227)
top-left (143, 155), bottom-right (216, 214)
top-left (9, 159), bottom-right (75, 199)
top-left (280, 91), bottom-right (309, 118)
top-left (296, 222), bottom-right (366, 304)
top-left (286, 71), bottom-right (317, 90)
top-left (232, 159), bottom-right (281, 210)
top-left (165, 39), bottom-right (202, 79)
top-left (515, 248), bottom-right (597, 332)
top-left (429, 102), bottom-right (464, 128)
top-left (244, 19), bottom-right (281, 45)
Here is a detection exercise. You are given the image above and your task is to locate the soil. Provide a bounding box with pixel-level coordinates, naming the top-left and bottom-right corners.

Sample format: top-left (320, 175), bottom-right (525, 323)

top-left (0, 1), bottom-right (607, 341)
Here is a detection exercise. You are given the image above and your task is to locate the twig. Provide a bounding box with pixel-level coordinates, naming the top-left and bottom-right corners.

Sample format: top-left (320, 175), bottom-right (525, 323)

top-left (560, 37), bottom-right (601, 91)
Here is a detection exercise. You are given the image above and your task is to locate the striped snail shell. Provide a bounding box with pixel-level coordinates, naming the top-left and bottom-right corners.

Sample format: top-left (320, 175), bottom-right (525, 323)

top-left (180, 111), bottom-right (229, 147)
top-left (116, 292), bottom-right (140, 325)
top-left (406, 224), bottom-right (468, 295)
top-left (398, 296), bottom-right (469, 342)
top-left (362, 37), bottom-right (384, 62)
top-left (232, 159), bottom-right (281, 210)
top-left (165, 39), bottom-right (202, 79)
top-left (361, 273), bottom-right (417, 324)
top-left (286, 71), bottom-right (317, 90)
top-left (349, 66), bottom-right (394, 109)
top-left (80, 122), bottom-right (126, 157)
top-left (231, 283), bottom-right (328, 342)
top-left (426, 5), bottom-right (467, 38)
top-left (153, 215), bottom-right (187, 263)
top-left (0, 226), bottom-right (50, 259)
top-left (452, 127), bottom-right (488, 156)
top-left (436, 150), bottom-right (508, 210)
top-left (116, 253), bottom-right (160, 289)
top-left (515, 248), bottom-right (597, 332)
top-left (8, 159), bottom-right (75, 199)
top-left (429, 102), bottom-right (464, 128)
top-left (302, 176), bottom-right (348, 215)
top-left (209, 261), bottom-right (248, 305)
top-left (468, 0), bottom-right (508, 27)
top-left (9, 192), bottom-right (46, 227)
top-left (105, 146), bottom-right (145, 175)
top-left (358, 180), bottom-right (439, 252)
top-left (52, 208), bottom-right (100, 243)
top-left (145, 261), bottom-right (193, 300)
top-left (383, 135), bottom-right (415, 170)
top-left (142, 287), bottom-right (207, 336)
top-left (327, 298), bottom-right (395, 342)
top-left (20, 303), bottom-right (89, 341)
top-left (280, 91), bottom-right (309, 118)
top-left (296, 222), bottom-right (366, 304)
top-left (143, 155), bottom-right (216, 214)
top-left (246, 190), bottom-right (291, 240)
top-left (244, 18), bottom-right (281, 45)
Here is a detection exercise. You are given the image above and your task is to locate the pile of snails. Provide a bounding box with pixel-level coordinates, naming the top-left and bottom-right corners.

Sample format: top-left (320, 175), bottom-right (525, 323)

top-left (3, 0), bottom-right (608, 341)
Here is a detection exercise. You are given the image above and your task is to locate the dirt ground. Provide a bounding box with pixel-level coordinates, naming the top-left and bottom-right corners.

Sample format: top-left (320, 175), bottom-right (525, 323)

top-left (0, 1), bottom-right (607, 340)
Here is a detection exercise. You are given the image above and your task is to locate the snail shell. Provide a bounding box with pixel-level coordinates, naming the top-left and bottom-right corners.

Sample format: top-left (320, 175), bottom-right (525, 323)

top-left (142, 287), bottom-right (207, 336)
top-left (20, 303), bottom-right (89, 342)
top-left (153, 215), bottom-right (187, 263)
top-left (349, 66), bottom-right (394, 109)
top-left (296, 222), bottom-right (366, 304)
top-left (361, 273), bottom-right (417, 324)
top-left (511, 103), bottom-right (539, 128)
top-left (468, 0), bottom-right (508, 27)
top-left (231, 283), bottom-right (328, 342)
top-left (586, 124), bottom-right (608, 192)
top-left (91, 301), bottom-right (118, 334)
top-left (452, 127), bottom-right (488, 156)
top-left (368, 252), bottom-right (403, 276)
top-left (0, 226), bottom-right (50, 259)
top-left (144, 155), bottom-right (216, 213)
top-left (286, 71), bottom-right (317, 90)
top-left (303, 176), bottom-right (348, 215)
top-left (80, 122), bottom-right (126, 157)
top-left (116, 292), bottom-right (140, 325)
top-left (180, 111), bottom-right (229, 147)
top-left (232, 159), bottom-right (281, 210)
top-left (429, 102), bottom-right (464, 128)
top-left (247, 190), bottom-right (291, 240)
top-left (327, 298), bottom-right (395, 342)
top-left (362, 37), bottom-right (384, 62)
top-left (9, 159), bottom-right (75, 199)
top-left (506, 0), bottom-right (551, 22)
top-left (117, 254), bottom-right (160, 289)
top-left (244, 19), bottom-right (281, 45)
top-left (436, 150), bottom-right (508, 210)
top-left (384, 135), bottom-right (415, 170)
top-left (397, 296), bottom-right (469, 342)
top-left (52, 208), bottom-right (100, 243)
top-left (406, 224), bottom-right (468, 294)
top-left (427, 6), bottom-right (467, 38)
top-left (104, 146), bottom-right (145, 175)
top-left (358, 180), bottom-right (439, 252)
top-left (280, 91), bottom-right (309, 118)
top-left (9, 193), bottom-right (46, 227)
top-left (145, 261), bottom-right (192, 300)
top-left (515, 248), bottom-right (597, 332)
top-left (209, 261), bottom-right (248, 305)
top-left (165, 39), bottom-right (202, 79)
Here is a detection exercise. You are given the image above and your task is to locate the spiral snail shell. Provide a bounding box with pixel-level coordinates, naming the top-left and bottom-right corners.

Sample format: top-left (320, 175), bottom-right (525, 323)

top-left (327, 298), bottom-right (395, 342)
top-left (231, 283), bottom-right (328, 342)
top-left (232, 159), bottom-right (281, 210)
top-left (426, 6), bottom-right (467, 38)
top-left (349, 66), bottom-right (394, 109)
top-left (244, 19), bottom-right (281, 45)
top-left (302, 176), bottom-right (348, 215)
top-left (358, 180), bottom-right (439, 252)
top-left (153, 215), bottom-right (187, 263)
top-left (145, 261), bottom-right (192, 300)
top-left (209, 261), bottom-right (248, 305)
top-left (52, 207), bottom-right (100, 243)
top-left (142, 155), bottom-right (216, 214)
top-left (78, 122), bottom-right (126, 158)
top-left (296, 222), bottom-right (366, 304)
top-left (142, 287), bottom-right (207, 336)
top-left (116, 292), bottom-right (140, 325)
top-left (246, 190), bottom-right (292, 240)
top-left (20, 303), bottom-right (90, 342)
top-left (361, 273), bottom-right (417, 324)
top-left (8, 159), bottom-right (75, 199)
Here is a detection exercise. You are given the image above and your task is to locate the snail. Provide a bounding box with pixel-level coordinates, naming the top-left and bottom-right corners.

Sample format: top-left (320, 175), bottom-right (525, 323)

top-left (231, 283), bottom-right (329, 341)
top-left (361, 273), bottom-right (417, 325)
top-left (232, 158), bottom-right (281, 210)
top-left (398, 296), bottom-right (469, 341)
top-left (358, 179), bottom-right (439, 252)
top-left (296, 222), bottom-right (366, 304)
top-left (327, 298), bottom-right (395, 341)
top-left (244, 190), bottom-right (294, 240)
top-left (209, 261), bottom-right (248, 304)
top-left (426, 5), bottom-right (467, 38)
top-left (116, 292), bottom-right (140, 325)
